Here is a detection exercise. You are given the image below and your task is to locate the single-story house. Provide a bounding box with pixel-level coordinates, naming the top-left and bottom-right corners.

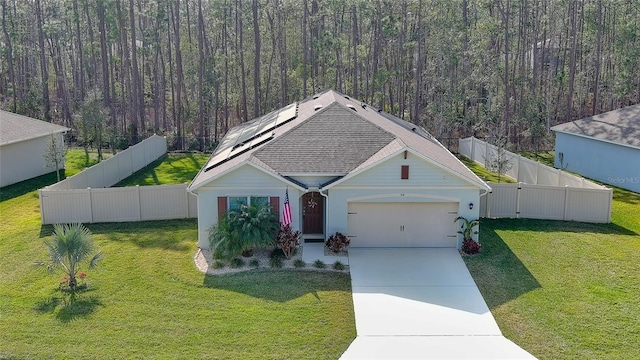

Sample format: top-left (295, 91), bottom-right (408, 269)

top-left (551, 104), bottom-right (640, 194)
top-left (188, 90), bottom-right (490, 250)
top-left (0, 110), bottom-right (70, 187)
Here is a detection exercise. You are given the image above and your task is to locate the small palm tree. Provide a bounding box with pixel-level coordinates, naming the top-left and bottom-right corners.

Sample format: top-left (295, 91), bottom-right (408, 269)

top-left (209, 214), bottom-right (242, 258)
top-left (232, 200), bottom-right (279, 250)
top-left (41, 223), bottom-right (102, 291)
top-left (209, 199), bottom-right (279, 259)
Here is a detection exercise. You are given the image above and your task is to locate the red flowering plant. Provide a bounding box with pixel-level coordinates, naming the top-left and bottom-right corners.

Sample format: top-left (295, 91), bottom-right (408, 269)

top-left (326, 232), bottom-right (350, 254)
top-left (275, 225), bottom-right (301, 259)
top-left (454, 216), bottom-right (481, 255)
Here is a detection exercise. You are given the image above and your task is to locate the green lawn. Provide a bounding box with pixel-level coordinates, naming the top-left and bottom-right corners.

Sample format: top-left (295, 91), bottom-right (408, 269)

top-left (3, 148), bottom-right (639, 359)
top-left (115, 153), bottom-right (209, 186)
top-left (464, 186), bottom-right (640, 359)
top-left (0, 153), bottom-right (355, 359)
top-left (65, 148), bottom-right (114, 177)
top-left (458, 155), bottom-right (516, 183)
top-left (518, 150), bottom-right (555, 167)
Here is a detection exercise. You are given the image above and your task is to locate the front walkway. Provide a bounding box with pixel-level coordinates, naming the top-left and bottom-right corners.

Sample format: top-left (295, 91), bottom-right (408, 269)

top-left (340, 248), bottom-right (536, 359)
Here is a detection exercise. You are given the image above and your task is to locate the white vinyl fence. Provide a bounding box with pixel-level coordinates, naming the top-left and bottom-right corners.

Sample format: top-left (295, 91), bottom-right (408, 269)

top-left (460, 137), bottom-right (612, 223)
top-left (39, 135), bottom-right (198, 225)
top-left (40, 184), bottom-right (197, 224)
top-left (48, 134), bottom-right (167, 190)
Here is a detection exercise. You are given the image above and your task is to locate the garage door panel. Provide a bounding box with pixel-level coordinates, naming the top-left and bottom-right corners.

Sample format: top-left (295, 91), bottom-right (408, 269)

top-left (348, 202), bottom-right (458, 248)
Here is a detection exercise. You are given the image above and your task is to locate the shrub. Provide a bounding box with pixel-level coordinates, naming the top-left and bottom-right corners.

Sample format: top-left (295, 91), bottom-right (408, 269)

top-left (275, 225), bottom-right (301, 259)
top-left (209, 200), bottom-right (279, 259)
top-left (325, 232), bottom-right (350, 254)
top-left (293, 259), bottom-right (306, 268)
top-left (461, 238), bottom-right (482, 255)
top-left (333, 261), bottom-right (345, 271)
top-left (454, 216), bottom-right (479, 241)
top-left (230, 258), bottom-right (245, 268)
top-left (249, 259), bottom-right (260, 268)
top-left (241, 249), bottom-right (253, 257)
top-left (212, 260), bottom-right (225, 269)
top-left (313, 260), bottom-right (326, 269)
top-left (212, 248), bottom-right (225, 260)
top-left (269, 256), bottom-right (283, 268)
top-left (270, 247), bottom-right (285, 259)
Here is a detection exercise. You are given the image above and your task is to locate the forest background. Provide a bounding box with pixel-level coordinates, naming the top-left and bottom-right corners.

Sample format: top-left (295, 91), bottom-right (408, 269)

top-left (1, 0), bottom-right (638, 154)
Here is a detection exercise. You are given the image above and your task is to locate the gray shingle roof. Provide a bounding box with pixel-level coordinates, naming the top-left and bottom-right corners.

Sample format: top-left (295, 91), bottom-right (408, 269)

top-left (551, 103), bottom-right (640, 148)
top-left (188, 89), bottom-right (488, 191)
top-left (0, 110), bottom-right (69, 146)
top-left (254, 102), bottom-right (395, 174)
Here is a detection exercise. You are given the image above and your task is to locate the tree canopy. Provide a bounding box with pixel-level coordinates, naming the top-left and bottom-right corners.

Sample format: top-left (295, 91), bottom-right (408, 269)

top-left (1, 0), bottom-right (638, 152)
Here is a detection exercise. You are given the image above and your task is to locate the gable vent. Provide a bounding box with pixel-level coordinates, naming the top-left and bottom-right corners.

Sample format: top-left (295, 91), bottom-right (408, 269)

top-left (347, 104), bottom-right (357, 111)
top-left (314, 105), bottom-right (323, 111)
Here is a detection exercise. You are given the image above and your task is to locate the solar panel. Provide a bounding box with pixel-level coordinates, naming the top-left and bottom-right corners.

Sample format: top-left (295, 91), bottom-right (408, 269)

top-left (204, 102), bottom-right (298, 171)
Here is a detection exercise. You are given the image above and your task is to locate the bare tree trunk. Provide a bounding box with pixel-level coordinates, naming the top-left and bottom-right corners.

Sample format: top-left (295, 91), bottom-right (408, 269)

top-left (370, 0), bottom-right (382, 105)
top-left (302, 0), bottom-right (308, 97)
top-left (172, 0), bottom-right (184, 149)
top-left (592, 0), bottom-right (602, 115)
top-left (412, 0), bottom-right (424, 125)
top-left (117, 0), bottom-right (135, 143)
top-left (48, 36), bottom-right (72, 125)
top-left (35, 0), bottom-right (50, 121)
top-left (197, 0), bottom-right (206, 150)
top-left (351, 5), bottom-right (359, 98)
top-left (237, 0), bottom-right (248, 121)
top-left (72, 0), bottom-right (85, 102)
top-left (277, 1), bottom-right (288, 106)
top-left (1, 0), bottom-right (16, 112)
top-left (83, 0), bottom-right (97, 90)
top-left (566, 0), bottom-right (578, 121)
top-left (252, 0), bottom-right (261, 117)
top-left (129, 0), bottom-right (145, 136)
top-left (97, 0), bottom-right (113, 128)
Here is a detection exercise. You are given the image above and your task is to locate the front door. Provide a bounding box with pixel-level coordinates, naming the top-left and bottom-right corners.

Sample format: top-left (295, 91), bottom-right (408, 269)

top-left (302, 192), bottom-right (324, 234)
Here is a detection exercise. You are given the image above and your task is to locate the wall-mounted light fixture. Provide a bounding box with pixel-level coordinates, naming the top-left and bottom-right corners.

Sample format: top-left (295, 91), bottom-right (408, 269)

top-left (469, 202), bottom-right (474, 210)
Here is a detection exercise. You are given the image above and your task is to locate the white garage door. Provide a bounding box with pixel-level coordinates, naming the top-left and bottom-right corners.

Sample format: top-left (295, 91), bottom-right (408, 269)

top-left (347, 202), bottom-right (459, 248)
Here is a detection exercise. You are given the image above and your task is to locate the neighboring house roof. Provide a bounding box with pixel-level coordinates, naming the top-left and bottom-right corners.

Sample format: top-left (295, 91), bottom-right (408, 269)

top-left (188, 90), bottom-right (489, 191)
top-left (0, 110), bottom-right (69, 146)
top-left (551, 103), bottom-right (640, 149)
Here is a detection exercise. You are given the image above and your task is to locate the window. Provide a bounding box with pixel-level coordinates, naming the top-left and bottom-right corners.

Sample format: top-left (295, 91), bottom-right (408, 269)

top-left (218, 196), bottom-right (280, 222)
top-left (228, 196), bottom-right (248, 212)
top-left (228, 196), bottom-right (269, 211)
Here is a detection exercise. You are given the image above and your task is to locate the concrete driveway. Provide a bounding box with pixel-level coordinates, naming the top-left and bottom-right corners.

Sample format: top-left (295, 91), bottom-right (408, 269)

top-left (340, 248), bottom-right (536, 359)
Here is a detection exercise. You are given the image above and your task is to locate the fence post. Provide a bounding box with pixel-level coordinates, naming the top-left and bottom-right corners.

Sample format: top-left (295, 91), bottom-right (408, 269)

top-left (563, 186), bottom-right (570, 221)
top-left (39, 189), bottom-right (45, 225)
top-left (88, 188), bottom-right (94, 223)
top-left (607, 188), bottom-right (613, 222)
top-left (516, 182), bottom-right (522, 218)
top-left (470, 137), bottom-right (475, 159)
top-left (517, 155), bottom-right (522, 182)
top-left (184, 183), bottom-right (190, 218)
top-left (486, 181), bottom-right (492, 218)
top-left (137, 185), bottom-right (142, 221)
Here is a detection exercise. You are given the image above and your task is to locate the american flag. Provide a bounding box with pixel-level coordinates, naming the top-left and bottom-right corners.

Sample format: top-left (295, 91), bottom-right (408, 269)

top-left (282, 188), bottom-right (293, 226)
